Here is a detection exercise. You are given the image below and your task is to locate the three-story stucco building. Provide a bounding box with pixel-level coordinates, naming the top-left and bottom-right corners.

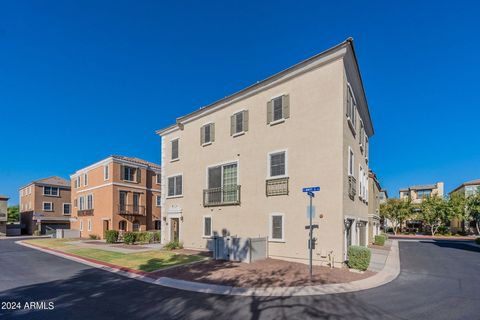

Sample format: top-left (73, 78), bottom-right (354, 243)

top-left (70, 155), bottom-right (162, 239)
top-left (156, 38), bottom-right (373, 266)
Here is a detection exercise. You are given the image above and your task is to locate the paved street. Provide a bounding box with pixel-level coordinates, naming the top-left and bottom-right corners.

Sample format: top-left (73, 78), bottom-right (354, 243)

top-left (0, 239), bottom-right (479, 320)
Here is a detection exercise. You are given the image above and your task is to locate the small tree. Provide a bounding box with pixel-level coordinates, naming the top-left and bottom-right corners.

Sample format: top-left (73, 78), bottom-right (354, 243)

top-left (466, 193), bottom-right (480, 234)
top-left (420, 196), bottom-right (451, 236)
top-left (380, 198), bottom-right (412, 235)
top-left (448, 192), bottom-right (467, 232)
top-left (7, 205), bottom-right (19, 223)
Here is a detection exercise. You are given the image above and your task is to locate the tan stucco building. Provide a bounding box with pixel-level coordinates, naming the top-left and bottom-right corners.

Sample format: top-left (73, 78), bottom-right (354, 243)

top-left (70, 156), bottom-right (161, 239)
top-left (0, 195), bottom-right (8, 236)
top-left (368, 170), bottom-right (382, 242)
top-left (449, 179), bottom-right (480, 233)
top-left (399, 182), bottom-right (444, 204)
top-left (156, 38), bottom-right (374, 266)
top-left (19, 176), bottom-right (72, 235)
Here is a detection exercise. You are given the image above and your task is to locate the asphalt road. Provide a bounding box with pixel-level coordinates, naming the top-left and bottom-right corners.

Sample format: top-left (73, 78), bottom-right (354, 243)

top-left (0, 238), bottom-right (479, 320)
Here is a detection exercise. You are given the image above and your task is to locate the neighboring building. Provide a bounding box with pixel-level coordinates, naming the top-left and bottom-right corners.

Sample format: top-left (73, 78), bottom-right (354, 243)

top-left (399, 182), bottom-right (444, 204)
top-left (156, 38), bottom-right (374, 266)
top-left (19, 177), bottom-right (72, 235)
top-left (377, 189), bottom-right (391, 230)
top-left (0, 195), bottom-right (8, 236)
top-left (449, 179), bottom-right (480, 233)
top-left (70, 155), bottom-right (161, 239)
top-left (378, 189), bottom-right (388, 204)
top-left (367, 170), bottom-right (381, 242)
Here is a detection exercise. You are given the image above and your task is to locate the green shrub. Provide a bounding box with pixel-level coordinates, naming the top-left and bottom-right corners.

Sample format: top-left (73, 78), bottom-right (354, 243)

top-left (347, 246), bottom-right (371, 271)
top-left (153, 231), bottom-right (161, 242)
top-left (135, 231), bottom-right (153, 244)
top-left (374, 235), bottom-right (386, 246)
top-left (475, 238), bottom-right (480, 245)
top-left (105, 230), bottom-right (119, 244)
top-left (89, 234), bottom-right (99, 240)
top-left (164, 240), bottom-right (183, 250)
top-left (123, 231), bottom-right (137, 245)
top-left (33, 230), bottom-right (41, 236)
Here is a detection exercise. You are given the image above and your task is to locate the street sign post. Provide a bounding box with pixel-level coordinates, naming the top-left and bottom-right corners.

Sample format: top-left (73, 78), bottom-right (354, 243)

top-left (302, 186), bottom-right (320, 282)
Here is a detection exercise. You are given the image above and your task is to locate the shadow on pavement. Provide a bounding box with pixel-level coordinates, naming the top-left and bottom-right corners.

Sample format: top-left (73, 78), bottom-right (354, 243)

top-left (419, 240), bottom-right (480, 253)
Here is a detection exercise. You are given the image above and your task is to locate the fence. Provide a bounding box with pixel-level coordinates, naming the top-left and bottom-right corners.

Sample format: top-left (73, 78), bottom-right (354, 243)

top-left (213, 236), bottom-right (267, 263)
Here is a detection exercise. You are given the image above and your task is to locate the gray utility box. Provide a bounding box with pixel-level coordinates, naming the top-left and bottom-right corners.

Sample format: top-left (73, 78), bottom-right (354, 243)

top-left (213, 236), bottom-right (268, 263)
top-left (56, 229), bottom-right (81, 239)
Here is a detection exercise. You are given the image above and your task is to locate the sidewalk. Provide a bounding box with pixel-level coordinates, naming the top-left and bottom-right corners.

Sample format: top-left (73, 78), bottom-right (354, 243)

top-left (368, 240), bottom-right (391, 272)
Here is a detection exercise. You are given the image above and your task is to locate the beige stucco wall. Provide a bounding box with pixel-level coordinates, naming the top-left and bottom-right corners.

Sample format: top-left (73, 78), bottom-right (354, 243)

top-left (160, 52), bottom-right (371, 265)
top-left (0, 199), bottom-right (7, 236)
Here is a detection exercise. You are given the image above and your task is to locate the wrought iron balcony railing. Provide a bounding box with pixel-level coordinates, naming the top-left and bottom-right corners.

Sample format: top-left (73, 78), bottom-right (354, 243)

top-left (78, 209), bottom-right (94, 216)
top-left (203, 185), bottom-right (241, 207)
top-left (266, 177), bottom-right (289, 196)
top-left (118, 204), bottom-right (146, 216)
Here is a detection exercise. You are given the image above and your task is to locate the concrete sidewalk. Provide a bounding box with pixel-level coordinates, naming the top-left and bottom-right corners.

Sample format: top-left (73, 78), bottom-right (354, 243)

top-left (368, 241), bottom-right (391, 272)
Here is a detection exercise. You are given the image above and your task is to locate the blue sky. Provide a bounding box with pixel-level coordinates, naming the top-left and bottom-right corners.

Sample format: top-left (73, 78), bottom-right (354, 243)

top-left (1, 1), bottom-right (479, 204)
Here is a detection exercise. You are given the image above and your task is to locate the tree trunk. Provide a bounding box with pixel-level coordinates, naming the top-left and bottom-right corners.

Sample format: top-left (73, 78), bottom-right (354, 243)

top-left (476, 221), bottom-right (480, 235)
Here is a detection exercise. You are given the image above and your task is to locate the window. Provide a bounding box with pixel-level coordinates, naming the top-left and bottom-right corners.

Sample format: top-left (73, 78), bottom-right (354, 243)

top-left (269, 151), bottom-right (286, 177)
top-left (43, 186), bottom-right (59, 196)
top-left (63, 203), bottom-right (71, 215)
top-left (267, 95), bottom-right (290, 124)
top-left (133, 193), bottom-right (140, 213)
top-left (154, 220), bottom-right (161, 230)
top-left (203, 216), bottom-right (212, 237)
top-left (79, 220), bottom-right (83, 231)
top-left (359, 166), bottom-right (364, 199)
top-left (132, 220), bottom-right (140, 232)
top-left (156, 173), bottom-right (161, 184)
top-left (346, 84), bottom-right (356, 129)
top-left (119, 191), bottom-right (127, 210)
top-left (43, 202), bottom-right (53, 211)
top-left (156, 195), bottom-right (161, 207)
top-left (86, 194), bottom-right (93, 210)
top-left (79, 196), bottom-right (85, 210)
top-left (87, 219), bottom-right (92, 231)
top-left (359, 121), bottom-right (365, 150)
top-left (365, 137), bottom-right (369, 160)
top-left (167, 175), bottom-right (183, 197)
top-left (119, 220), bottom-right (127, 231)
top-left (122, 166), bottom-right (139, 182)
top-left (348, 147), bottom-right (355, 176)
top-left (207, 163), bottom-right (238, 203)
top-left (104, 165), bottom-right (109, 180)
top-left (201, 123), bottom-right (215, 145)
top-left (230, 111), bottom-right (248, 136)
top-left (417, 190), bottom-right (432, 199)
top-left (171, 139), bottom-right (179, 161)
top-left (74, 176), bottom-right (80, 189)
top-left (84, 173), bottom-right (88, 186)
top-left (270, 214), bottom-right (284, 242)
top-left (74, 198), bottom-right (77, 207)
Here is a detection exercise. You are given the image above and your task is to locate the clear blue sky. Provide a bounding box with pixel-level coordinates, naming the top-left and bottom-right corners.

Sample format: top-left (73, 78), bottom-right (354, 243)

top-left (1, 1), bottom-right (479, 205)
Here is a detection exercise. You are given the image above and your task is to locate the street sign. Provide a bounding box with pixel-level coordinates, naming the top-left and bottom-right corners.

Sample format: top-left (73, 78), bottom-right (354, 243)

top-left (307, 191), bottom-right (315, 198)
top-left (305, 224), bottom-right (319, 229)
top-left (306, 205), bottom-right (316, 219)
top-left (302, 186), bottom-right (320, 193)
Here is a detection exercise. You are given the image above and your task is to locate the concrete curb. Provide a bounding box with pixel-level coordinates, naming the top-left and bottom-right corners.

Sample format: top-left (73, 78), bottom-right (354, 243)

top-left (17, 239), bottom-right (401, 297)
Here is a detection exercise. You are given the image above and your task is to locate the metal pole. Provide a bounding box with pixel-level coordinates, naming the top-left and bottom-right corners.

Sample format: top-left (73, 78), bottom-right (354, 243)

top-left (309, 194), bottom-right (313, 282)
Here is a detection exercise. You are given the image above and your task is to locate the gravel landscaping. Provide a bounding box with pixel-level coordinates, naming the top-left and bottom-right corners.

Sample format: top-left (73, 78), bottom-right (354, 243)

top-left (151, 258), bottom-right (375, 288)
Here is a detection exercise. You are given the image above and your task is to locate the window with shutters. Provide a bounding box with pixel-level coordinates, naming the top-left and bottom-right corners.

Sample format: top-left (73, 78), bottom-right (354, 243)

top-left (230, 110), bottom-right (248, 136)
top-left (203, 216), bottom-right (212, 237)
top-left (122, 166), bottom-right (139, 182)
top-left (267, 95), bottom-right (289, 125)
top-left (201, 123), bottom-right (215, 145)
top-left (171, 139), bottom-right (179, 161)
top-left (270, 213), bottom-right (284, 242)
top-left (79, 196), bottom-right (85, 210)
top-left (167, 175), bottom-right (183, 197)
top-left (268, 150), bottom-right (287, 178)
top-left (348, 147), bottom-right (354, 177)
top-left (86, 194), bottom-right (94, 210)
top-left (346, 84), bottom-right (357, 134)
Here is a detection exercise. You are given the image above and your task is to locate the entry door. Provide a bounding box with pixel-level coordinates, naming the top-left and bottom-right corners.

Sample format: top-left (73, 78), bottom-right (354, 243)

top-left (170, 218), bottom-right (179, 242)
top-left (103, 220), bottom-right (109, 238)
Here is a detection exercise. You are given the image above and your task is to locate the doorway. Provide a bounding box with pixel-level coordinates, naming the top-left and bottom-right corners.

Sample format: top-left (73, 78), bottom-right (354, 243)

top-left (103, 220), bottom-right (109, 238)
top-left (170, 218), bottom-right (179, 242)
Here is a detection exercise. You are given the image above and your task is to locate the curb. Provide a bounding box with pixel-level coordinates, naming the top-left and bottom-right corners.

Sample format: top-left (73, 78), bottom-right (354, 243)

top-left (17, 239), bottom-right (401, 297)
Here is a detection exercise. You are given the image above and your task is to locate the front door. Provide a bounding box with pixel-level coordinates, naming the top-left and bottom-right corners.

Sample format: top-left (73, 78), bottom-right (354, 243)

top-left (170, 218), bottom-right (179, 242)
top-left (103, 220), bottom-right (109, 238)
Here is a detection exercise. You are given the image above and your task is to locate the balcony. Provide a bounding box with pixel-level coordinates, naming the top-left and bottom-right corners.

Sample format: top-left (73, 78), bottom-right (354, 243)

top-left (78, 209), bottom-right (94, 216)
top-left (118, 204), bottom-right (146, 216)
top-left (266, 177), bottom-right (289, 196)
top-left (203, 185), bottom-right (241, 207)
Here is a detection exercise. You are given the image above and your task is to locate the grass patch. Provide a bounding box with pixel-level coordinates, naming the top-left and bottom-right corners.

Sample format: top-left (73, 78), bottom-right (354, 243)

top-left (23, 238), bottom-right (204, 272)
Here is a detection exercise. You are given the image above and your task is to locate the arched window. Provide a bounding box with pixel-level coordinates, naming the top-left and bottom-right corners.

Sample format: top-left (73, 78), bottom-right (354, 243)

top-left (132, 220), bottom-right (140, 232)
top-left (119, 220), bottom-right (127, 231)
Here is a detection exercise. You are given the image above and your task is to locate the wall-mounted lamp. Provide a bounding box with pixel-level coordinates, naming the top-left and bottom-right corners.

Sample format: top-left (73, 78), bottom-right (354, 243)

top-left (180, 216), bottom-right (184, 222)
top-left (162, 216), bottom-right (167, 222)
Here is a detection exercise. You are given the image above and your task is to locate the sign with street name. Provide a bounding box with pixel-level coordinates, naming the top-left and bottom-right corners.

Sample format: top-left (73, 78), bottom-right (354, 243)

top-left (302, 186), bottom-right (320, 193)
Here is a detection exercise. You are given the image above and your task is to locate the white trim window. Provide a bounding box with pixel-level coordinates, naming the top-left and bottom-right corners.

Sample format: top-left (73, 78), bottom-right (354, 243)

top-left (269, 213), bottom-right (284, 242)
top-left (75, 176), bottom-right (80, 189)
top-left (167, 175), bottom-right (183, 197)
top-left (359, 165), bottom-right (364, 199)
top-left (201, 123), bottom-right (215, 145)
top-left (79, 220), bottom-right (83, 231)
top-left (122, 166), bottom-right (139, 183)
top-left (43, 202), bottom-right (53, 212)
top-left (348, 147), bottom-right (355, 177)
top-left (79, 196), bottom-right (85, 210)
top-left (63, 203), bottom-right (71, 215)
top-left (346, 84), bottom-right (357, 130)
top-left (86, 194), bottom-right (94, 210)
top-left (104, 165), bottom-right (109, 180)
top-left (231, 110), bottom-right (248, 136)
top-left (84, 173), bottom-right (88, 186)
top-left (267, 95), bottom-right (290, 124)
top-left (156, 173), bottom-right (161, 185)
top-left (171, 139), bottom-right (179, 161)
top-left (43, 186), bottom-right (59, 196)
top-left (203, 216), bottom-right (212, 237)
top-left (155, 195), bottom-right (161, 207)
top-left (88, 219), bottom-right (92, 231)
top-left (268, 150), bottom-right (287, 178)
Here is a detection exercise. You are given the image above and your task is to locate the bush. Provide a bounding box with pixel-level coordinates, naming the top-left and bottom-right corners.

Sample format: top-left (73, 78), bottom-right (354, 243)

top-left (123, 231), bottom-right (137, 245)
top-left (152, 231), bottom-right (161, 242)
top-left (347, 246), bottom-right (371, 271)
top-left (475, 238), bottom-right (480, 245)
top-left (89, 234), bottom-right (99, 240)
top-left (164, 240), bottom-right (183, 250)
top-left (374, 235), bottom-right (386, 246)
top-left (135, 231), bottom-right (153, 244)
top-left (105, 230), bottom-right (119, 244)
top-left (33, 230), bottom-right (41, 236)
